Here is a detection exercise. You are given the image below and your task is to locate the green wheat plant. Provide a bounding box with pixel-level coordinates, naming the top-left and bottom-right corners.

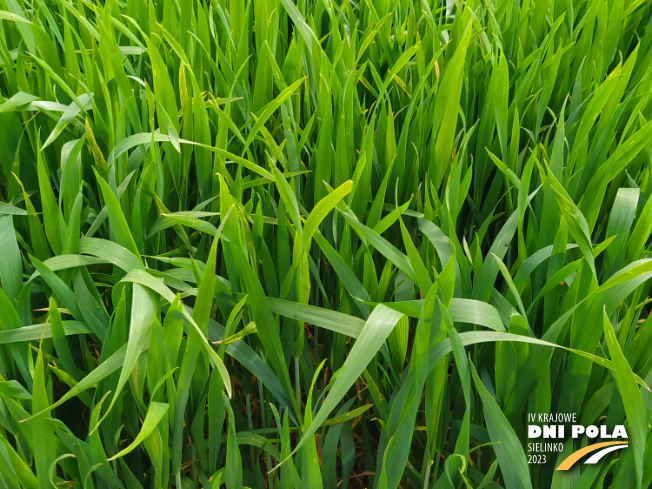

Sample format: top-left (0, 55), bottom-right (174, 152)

top-left (0, 0), bottom-right (651, 487)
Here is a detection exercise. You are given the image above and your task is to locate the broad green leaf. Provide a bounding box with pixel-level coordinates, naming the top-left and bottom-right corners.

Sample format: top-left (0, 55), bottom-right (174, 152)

top-left (108, 402), bottom-right (169, 461)
top-left (470, 360), bottom-right (533, 489)
top-left (602, 309), bottom-right (646, 489)
top-left (275, 305), bottom-right (404, 466)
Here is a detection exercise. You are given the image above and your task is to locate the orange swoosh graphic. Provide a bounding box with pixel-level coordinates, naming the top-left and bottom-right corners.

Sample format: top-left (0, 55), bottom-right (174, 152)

top-left (556, 441), bottom-right (628, 470)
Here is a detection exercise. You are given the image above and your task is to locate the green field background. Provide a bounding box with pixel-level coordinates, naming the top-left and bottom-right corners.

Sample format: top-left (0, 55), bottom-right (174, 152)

top-left (0, 0), bottom-right (651, 487)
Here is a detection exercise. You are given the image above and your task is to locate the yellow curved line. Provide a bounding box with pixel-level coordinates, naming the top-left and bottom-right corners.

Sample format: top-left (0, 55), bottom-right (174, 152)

top-left (556, 441), bottom-right (628, 470)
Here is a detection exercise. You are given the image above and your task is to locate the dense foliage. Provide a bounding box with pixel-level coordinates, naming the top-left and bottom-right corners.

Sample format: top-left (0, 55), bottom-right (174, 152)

top-left (0, 0), bottom-right (651, 487)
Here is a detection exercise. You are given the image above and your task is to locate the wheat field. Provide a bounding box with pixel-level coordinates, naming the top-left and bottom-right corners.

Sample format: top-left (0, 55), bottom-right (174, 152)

top-left (0, 0), bottom-right (651, 487)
